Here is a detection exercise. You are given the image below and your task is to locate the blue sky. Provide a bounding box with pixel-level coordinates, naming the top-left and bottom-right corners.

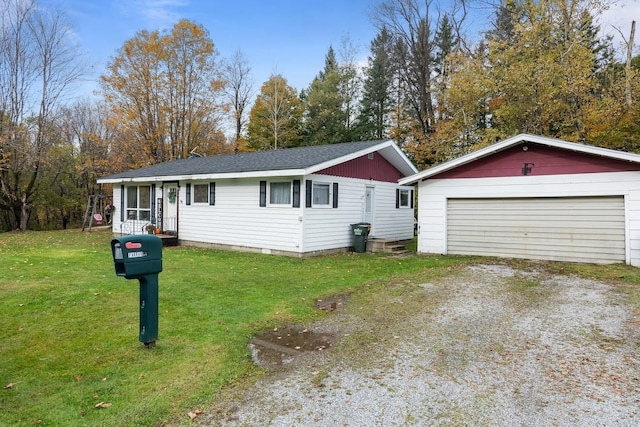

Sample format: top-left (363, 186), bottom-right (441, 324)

top-left (58, 0), bottom-right (382, 97)
top-left (48, 0), bottom-right (638, 100)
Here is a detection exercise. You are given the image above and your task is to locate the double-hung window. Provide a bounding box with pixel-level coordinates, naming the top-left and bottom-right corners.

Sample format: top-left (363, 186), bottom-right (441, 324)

top-left (396, 188), bottom-right (413, 209)
top-left (312, 182), bottom-right (331, 206)
top-left (399, 189), bottom-right (410, 207)
top-left (269, 182), bottom-right (291, 205)
top-left (126, 185), bottom-right (151, 220)
top-left (305, 180), bottom-right (338, 208)
top-left (193, 183), bottom-right (209, 203)
top-left (186, 182), bottom-right (215, 206)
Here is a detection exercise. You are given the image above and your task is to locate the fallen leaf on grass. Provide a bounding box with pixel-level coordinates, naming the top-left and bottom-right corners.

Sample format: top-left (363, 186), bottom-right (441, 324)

top-left (94, 402), bottom-right (112, 409)
top-left (187, 409), bottom-right (202, 420)
top-left (75, 376), bottom-right (82, 382)
top-left (4, 383), bottom-right (15, 390)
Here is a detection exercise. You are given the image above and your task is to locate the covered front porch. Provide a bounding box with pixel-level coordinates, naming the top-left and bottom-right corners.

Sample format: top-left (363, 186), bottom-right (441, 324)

top-left (119, 217), bottom-right (179, 246)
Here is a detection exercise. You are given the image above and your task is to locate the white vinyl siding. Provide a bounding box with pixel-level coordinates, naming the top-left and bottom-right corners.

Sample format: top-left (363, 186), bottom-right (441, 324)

top-left (179, 178), bottom-right (301, 253)
top-left (303, 175), bottom-right (414, 253)
top-left (447, 197), bottom-right (625, 264)
top-left (110, 175), bottom-right (415, 255)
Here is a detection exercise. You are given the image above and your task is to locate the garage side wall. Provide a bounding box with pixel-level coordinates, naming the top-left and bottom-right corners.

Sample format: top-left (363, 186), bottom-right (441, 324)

top-left (417, 171), bottom-right (640, 266)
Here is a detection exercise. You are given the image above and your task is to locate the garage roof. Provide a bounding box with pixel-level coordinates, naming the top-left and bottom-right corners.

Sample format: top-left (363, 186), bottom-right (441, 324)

top-left (399, 134), bottom-right (640, 185)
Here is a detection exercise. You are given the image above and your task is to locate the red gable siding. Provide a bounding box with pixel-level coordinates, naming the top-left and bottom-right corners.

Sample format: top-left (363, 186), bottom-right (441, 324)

top-left (317, 152), bottom-right (404, 183)
top-left (432, 143), bottom-right (640, 179)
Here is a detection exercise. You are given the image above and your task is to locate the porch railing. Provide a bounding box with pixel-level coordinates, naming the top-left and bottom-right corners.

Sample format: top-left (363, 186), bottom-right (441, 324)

top-left (120, 219), bottom-right (152, 235)
top-left (120, 217), bottom-right (177, 236)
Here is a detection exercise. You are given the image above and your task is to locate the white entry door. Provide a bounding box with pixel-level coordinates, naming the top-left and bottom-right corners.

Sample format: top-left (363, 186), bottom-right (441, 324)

top-left (163, 184), bottom-right (178, 233)
top-left (364, 186), bottom-right (374, 231)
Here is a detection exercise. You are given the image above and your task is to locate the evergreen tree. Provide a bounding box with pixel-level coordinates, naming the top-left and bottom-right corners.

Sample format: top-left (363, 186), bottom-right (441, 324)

top-left (486, 0), bottom-right (523, 44)
top-left (433, 13), bottom-right (457, 121)
top-left (302, 46), bottom-right (348, 145)
top-left (355, 27), bottom-right (395, 140)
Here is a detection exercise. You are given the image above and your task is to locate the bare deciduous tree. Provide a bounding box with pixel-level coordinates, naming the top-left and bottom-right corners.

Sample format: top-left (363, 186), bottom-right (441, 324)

top-left (0, 0), bottom-right (84, 230)
top-left (222, 50), bottom-right (254, 144)
top-left (372, 0), bottom-right (437, 138)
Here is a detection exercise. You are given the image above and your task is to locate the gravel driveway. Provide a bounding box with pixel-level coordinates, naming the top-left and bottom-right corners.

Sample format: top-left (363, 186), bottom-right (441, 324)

top-left (195, 263), bottom-right (640, 426)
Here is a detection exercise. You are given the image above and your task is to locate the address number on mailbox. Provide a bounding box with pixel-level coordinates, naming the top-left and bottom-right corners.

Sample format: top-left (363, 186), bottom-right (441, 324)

top-left (128, 251), bottom-right (147, 258)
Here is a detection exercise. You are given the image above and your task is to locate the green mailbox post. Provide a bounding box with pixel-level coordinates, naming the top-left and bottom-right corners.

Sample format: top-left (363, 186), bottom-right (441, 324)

top-left (111, 235), bottom-right (163, 348)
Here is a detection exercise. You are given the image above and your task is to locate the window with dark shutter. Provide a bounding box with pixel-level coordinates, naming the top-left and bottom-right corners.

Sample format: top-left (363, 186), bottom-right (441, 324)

top-left (410, 190), bottom-right (414, 209)
top-left (259, 181), bottom-right (267, 207)
top-left (396, 189), bottom-right (410, 208)
top-left (293, 180), bottom-right (300, 207)
top-left (332, 183), bottom-right (339, 208)
top-left (120, 185), bottom-right (124, 222)
top-left (305, 180), bottom-right (312, 208)
top-left (186, 183), bottom-right (191, 205)
top-left (151, 184), bottom-right (156, 221)
top-left (209, 182), bottom-right (216, 205)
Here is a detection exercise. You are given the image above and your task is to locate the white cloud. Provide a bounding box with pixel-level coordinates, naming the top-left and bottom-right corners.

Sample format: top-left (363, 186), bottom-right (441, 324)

top-left (598, 0), bottom-right (639, 55)
top-left (115, 0), bottom-right (189, 30)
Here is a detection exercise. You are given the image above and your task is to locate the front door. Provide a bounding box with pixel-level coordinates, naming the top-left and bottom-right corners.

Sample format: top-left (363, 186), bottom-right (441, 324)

top-left (364, 186), bottom-right (374, 232)
top-left (163, 184), bottom-right (178, 234)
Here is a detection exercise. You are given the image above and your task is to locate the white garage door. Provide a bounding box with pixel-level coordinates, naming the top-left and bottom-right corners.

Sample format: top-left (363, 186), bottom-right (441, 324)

top-left (447, 196), bottom-right (625, 264)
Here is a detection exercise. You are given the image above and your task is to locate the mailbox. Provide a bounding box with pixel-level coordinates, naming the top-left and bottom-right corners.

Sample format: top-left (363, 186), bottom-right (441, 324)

top-left (111, 235), bottom-right (163, 348)
top-left (111, 235), bottom-right (162, 279)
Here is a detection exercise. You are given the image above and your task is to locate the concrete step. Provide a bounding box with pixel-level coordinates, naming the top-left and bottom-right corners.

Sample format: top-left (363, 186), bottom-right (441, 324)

top-left (367, 238), bottom-right (412, 254)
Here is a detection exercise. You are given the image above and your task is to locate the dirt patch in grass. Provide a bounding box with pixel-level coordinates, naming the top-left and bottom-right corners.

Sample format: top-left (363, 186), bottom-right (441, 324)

top-left (249, 296), bottom-right (347, 367)
top-left (250, 327), bottom-right (334, 367)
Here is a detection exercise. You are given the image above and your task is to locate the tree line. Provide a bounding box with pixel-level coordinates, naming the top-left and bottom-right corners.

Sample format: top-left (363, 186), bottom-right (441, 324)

top-left (0, 0), bottom-right (637, 231)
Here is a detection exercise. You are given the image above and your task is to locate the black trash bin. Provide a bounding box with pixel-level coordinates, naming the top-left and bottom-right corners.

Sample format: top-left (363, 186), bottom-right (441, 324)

top-left (351, 223), bottom-right (371, 253)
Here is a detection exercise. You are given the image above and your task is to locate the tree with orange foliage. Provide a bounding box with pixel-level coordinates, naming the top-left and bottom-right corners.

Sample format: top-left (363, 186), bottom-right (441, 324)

top-left (101, 19), bottom-right (227, 169)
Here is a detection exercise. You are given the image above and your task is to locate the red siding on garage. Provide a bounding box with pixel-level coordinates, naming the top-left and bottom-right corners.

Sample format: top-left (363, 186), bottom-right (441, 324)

top-left (432, 143), bottom-right (640, 179)
top-left (318, 152), bottom-right (405, 182)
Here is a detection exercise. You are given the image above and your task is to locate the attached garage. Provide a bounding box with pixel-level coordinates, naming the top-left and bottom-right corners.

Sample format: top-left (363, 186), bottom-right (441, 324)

top-left (400, 134), bottom-right (640, 266)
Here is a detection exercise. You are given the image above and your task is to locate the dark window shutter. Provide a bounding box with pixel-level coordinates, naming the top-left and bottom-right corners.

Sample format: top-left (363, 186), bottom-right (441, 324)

top-left (396, 188), bottom-right (400, 209)
top-left (410, 189), bottom-right (414, 209)
top-left (151, 184), bottom-right (156, 223)
top-left (292, 180), bottom-right (300, 207)
top-left (120, 185), bottom-right (124, 222)
top-left (332, 183), bottom-right (339, 208)
top-left (259, 181), bottom-right (267, 207)
top-left (305, 180), bottom-right (312, 208)
top-left (209, 182), bottom-right (216, 205)
top-left (186, 183), bottom-right (191, 205)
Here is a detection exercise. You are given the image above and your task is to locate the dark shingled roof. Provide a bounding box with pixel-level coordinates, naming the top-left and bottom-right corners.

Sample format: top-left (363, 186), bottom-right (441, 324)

top-left (101, 140), bottom-right (387, 180)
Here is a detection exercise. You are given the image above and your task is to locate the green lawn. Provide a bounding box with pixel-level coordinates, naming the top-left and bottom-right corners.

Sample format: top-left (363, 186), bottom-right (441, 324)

top-left (0, 229), bottom-right (470, 426)
top-left (3, 230), bottom-right (640, 426)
